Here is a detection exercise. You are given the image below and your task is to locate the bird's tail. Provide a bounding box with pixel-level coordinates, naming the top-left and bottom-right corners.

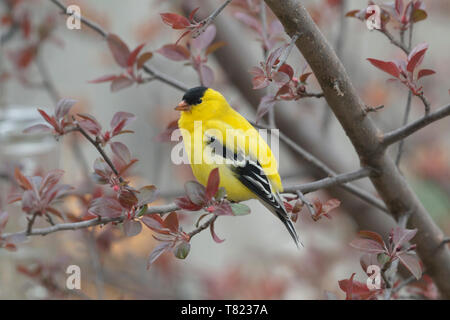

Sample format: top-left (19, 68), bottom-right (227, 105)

top-left (275, 209), bottom-right (302, 248)
top-left (261, 193), bottom-right (302, 248)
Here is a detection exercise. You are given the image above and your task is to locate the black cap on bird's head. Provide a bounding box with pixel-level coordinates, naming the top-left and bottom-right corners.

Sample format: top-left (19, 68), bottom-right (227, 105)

top-left (175, 86), bottom-right (208, 111)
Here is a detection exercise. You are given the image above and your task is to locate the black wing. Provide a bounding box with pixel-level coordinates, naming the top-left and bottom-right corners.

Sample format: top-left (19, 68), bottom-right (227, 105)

top-left (206, 135), bottom-right (300, 247)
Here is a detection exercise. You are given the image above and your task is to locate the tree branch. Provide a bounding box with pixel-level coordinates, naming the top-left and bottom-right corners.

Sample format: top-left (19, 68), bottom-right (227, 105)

top-left (382, 103), bottom-right (450, 147)
top-left (395, 91), bottom-right (413, 166)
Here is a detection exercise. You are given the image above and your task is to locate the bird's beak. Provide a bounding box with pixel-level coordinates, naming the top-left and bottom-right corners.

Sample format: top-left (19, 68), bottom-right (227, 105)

top-left (175, 100), bottom-right (191, 111)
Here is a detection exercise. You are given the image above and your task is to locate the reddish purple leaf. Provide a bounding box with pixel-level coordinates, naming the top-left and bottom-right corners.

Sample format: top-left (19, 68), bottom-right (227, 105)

top-left (110, 75), bottom-right (134, 92)
top-left (367, 58), bottom-right (400, 78)
top-left (136, 52), bottom-right (153, 69)
top-left (184, 181), bottom-right (206, 206)
top-left (160, 13), bottom-right (190, 30)
top-left (107, 34), bottom-right (130, 68)
top-left (14, 168), bottom-right (33, 190)
top-left (191, 25), bottom-right (216, 50)
top-left (210, 219), bottom-right (224, 243)
top-left (147, 242), bottom-right (170, 268)
top-left (205, 168), bottom-right (220, 201)
top-left (89, 74), bottom-right (118, 83)
top-left (417, 69), bottom-right (435, 80)
top-left (395, 0), bottom-right (404, 16)
top-left (214, 202), bottom-right (234, 216)
top-left (397, 252), bottom-right (422, 280)
top-left (393, 227), bottom-right (417, 252)
top-left (272, 70), bottom-right (290, 88)
top-left (357, 230), bottom-right (385, 247)
top-left (350, 238), bottom-right (386, 254)
top-left (137, 185), bottom-right (158, 206)
top-left (77, 113), bottom-right (102, 136)
top-left (163, 212), bottom-right (179, 233)
top-left (127, 43), bottom-right (145, 67)
top-left (174, 196), bottom-right (203, 211)
top-left (118, 189), bottom-right (138, 209)
top-left (89, 197), bottom-right (123, 218)
top-left (123, 219), bottom-right (142, 237)
top-left (157, 44), bottom-right (190, 61)
top-left (278, 64), bottom-right (294, 79)
top-left (142, 215), bottom-right (165, 232)
top-left (55, 98), bottom-right (77, 120)
top-left (0, 211), bottom-right (9, 232)
top-left (38, 109), bottom-right (57, 129)
top-left (23, 124), bottom-right (52, 134)
top-left (110, 141), bottom-right (131, 165)
top-left (110, 112), bottom-right (136, 134)
top-left (407, 42), bottom-right (428, 73)
top-left (252, 76), bottom-right (270, 90)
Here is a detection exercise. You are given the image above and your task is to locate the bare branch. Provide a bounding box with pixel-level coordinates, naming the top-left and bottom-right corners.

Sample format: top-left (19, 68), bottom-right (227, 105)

top-left (283, 167), bottom-right (373, 194)
top-left (382, 103), bottom-right (450, 146)
top-left (192, 0), bottom-right (233, 38)
top-left (188, 215), bottom-right (218, 238)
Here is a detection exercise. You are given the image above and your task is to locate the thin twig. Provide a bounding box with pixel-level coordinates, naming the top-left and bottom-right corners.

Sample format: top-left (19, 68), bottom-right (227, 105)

top-left (296, 190), bottom-right (315, 219)
top-left (283, 167), bottom-right (373, 194)
top-left (192, 0), bottom-right (233, 38)
top-left (382, 103), bottom-right (450, 146)
top-left (378, 28), bottom-right (409, 54)
top-left (26, 212), bottom-right (39, 235)
top-left (71, 122), bottom-right (123, 183)
top-left (188, 215), bottom-right (218, 238)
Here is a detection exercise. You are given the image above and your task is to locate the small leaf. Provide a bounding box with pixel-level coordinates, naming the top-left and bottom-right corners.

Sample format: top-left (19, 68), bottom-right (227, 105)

top-left (110, 142), bottom-right (131, 164)
top-left (136, 52), bottom-right (153, 69)
top-left (89, 198), bottom-right (123, 218)
top-left (411, 8), bottom-right (427, 23)
top-left (191, 25), bottom-right (216, 50)
top-left (14, 168), bottom-right (32, 190)
top-left (55, 98), bottom-right (77, 120)
top-left (173, 241), bottom-right (190, 259)
top-left (184, 181), bottom-right (206, 206)
top-left (407, 42), bottom-right (428, 73)
top-left (23, 124), bottom-right (52, 134)
top-left (350, 238), bottom-right (386, 254)
top-left (174, 196), bottom-right (203, 211)
top-left (160, 12), bottom-right (190, 29)
top-left (417, 69), bottom-right (435, 80)
top-left (299, 72), bottom-right (312, 83)
top-left (127, 43), bottom-right (145, 67)
top-left (357, 230), bottom-right (385, 247)
top-left (367, 58), bottom-right (400, 78)
top-left (123, 219), bottom-right (142, 237)
top-left (230, 203), bottom-right (251, 216)
top-left (210, 219), bottom-right (224, 243)
top-left (110, 112), bottom-right (136, 133)
top-left (397, 252), bottom-right (422, 280)
top-left (147, 242), bottom-right (170, 268)
top-left (205, 168), bottom-right (220, 201)
top-left (157, 44), bottom-right (190, 61)
top-left (107, 34), bottom-right (131, 68)
top-left (110, 76), bottom-right (134, 92)
top-left (205, 41), bottom-right (226, 56)
top-left (142, 215), bottom-right (165, 231)
top-left (393, 227), bottom-right (417, 252)
top-left (118, 190), bottom-right (138, 209)
top-left (137, 185), bottom-right (158, 206)
top-left (163, 212), bottom-right (179, 233)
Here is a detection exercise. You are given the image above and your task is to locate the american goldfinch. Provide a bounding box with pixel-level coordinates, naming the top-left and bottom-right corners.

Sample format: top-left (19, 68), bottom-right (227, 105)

top-left (176, 86), bottom-right (300, 247)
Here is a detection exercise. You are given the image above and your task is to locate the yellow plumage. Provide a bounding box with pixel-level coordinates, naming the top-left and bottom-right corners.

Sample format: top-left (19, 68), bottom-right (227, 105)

top-left (176, 87), bottom-right (299, 246)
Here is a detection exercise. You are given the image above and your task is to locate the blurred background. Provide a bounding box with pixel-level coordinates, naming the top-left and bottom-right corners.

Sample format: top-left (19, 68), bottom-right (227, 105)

top-left (0, 0), bottom-right (449, 299)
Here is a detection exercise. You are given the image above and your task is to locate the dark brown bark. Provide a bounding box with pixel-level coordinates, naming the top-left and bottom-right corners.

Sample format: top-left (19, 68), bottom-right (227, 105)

top-left (264, 0), bottom-right (450, 298)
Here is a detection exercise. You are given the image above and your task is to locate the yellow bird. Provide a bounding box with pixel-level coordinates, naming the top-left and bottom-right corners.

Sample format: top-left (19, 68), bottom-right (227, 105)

top-left (176, 87), bottom-right (300, 247)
